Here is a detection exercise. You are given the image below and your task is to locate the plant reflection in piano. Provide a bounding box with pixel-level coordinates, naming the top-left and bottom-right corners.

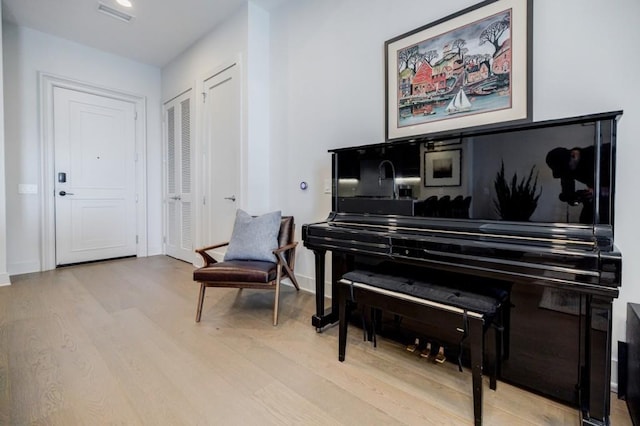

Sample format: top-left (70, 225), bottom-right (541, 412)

top-left (493, 160), bottom-right (541, 221)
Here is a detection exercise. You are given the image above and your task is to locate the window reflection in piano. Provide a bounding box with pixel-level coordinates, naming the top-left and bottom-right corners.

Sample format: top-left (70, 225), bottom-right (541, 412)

top-left (335, 118), bottom-right (614, 225)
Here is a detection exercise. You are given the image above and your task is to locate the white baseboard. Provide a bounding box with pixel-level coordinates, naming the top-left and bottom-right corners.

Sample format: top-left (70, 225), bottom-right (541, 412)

top-left (611, 358), bottom-right (618, 394)
top-left (147, 245), bottom-right (163, 256)
top-left (285, 272), bottom-right (331, 297)
top-left (9, 260), bottom-right (41, 275)
top-left (290, 273), bottom-right (314, 294)
top-left (0, 272), bottom-right (10, 286)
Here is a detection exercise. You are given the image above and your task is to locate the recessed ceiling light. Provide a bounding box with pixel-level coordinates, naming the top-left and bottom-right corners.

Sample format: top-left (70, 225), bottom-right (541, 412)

top-left (116, 0), bottom-right (133, 7)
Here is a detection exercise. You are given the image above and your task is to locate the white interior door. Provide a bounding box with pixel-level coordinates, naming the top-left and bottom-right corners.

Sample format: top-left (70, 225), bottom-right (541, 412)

top-left (203, 64), bottom-right (241, 252)
top-left (54, 87), bottom-right (137, 265)
top-left (163, 90), bottom-right (194, 262)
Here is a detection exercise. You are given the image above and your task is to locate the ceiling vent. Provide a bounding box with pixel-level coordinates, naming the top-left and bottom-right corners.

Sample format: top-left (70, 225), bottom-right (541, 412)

top-left (97, 3), bottom-right (134, 22)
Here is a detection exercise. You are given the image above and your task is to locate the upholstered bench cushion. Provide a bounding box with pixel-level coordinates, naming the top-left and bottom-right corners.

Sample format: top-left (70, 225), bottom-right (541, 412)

top-left (194, 260), bottom-right (277, 283)
top-left (342, 270), bottom-right (501, 316)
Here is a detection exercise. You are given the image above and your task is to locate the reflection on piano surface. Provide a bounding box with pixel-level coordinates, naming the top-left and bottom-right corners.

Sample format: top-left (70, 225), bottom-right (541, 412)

top-left (303, 111), bottom-right (622, 426)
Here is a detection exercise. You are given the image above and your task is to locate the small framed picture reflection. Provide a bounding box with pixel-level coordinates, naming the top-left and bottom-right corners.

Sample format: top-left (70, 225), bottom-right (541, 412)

top-left (424, 149), bottom-right (461, 187)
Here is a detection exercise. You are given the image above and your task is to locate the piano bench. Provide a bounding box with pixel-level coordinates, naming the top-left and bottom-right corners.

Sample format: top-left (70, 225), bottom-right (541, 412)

top-left (337, 270), bottom-right (505, 426)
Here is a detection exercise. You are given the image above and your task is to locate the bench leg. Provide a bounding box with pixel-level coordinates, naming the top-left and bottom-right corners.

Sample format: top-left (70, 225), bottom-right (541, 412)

top-left (338, 285), bottom-right (348, 362)
top-left (490, 325), bottom-right (499, 391)
top-left (470, 317), bottom-right (483, 426)
top-left (502, 296), bottom-right (511, 360)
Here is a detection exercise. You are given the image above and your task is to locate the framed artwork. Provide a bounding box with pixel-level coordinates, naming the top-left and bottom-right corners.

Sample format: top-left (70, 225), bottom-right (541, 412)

top-left (424, 149), bottom-right (461, 187)
top-left (385, 0), bottom-right (532, 141)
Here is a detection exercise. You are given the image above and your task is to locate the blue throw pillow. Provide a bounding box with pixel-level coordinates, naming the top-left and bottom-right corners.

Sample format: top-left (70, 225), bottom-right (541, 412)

top-left (224, 209), bottom-right (281, 263)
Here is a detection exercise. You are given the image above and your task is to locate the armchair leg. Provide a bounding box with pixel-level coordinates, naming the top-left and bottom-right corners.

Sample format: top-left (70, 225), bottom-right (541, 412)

top-left (273, 264), bottom-right (282, 326)
top-left (196, 283), bottom-right (206, 322)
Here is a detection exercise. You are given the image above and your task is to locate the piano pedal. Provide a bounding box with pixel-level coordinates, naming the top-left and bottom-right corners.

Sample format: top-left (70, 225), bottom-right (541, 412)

top-left (435, 346), bottom-right (446, 364)
top-left (419, 342), bottom-right (432, 359)
top-left (406, 337), bottom-right (419, 352)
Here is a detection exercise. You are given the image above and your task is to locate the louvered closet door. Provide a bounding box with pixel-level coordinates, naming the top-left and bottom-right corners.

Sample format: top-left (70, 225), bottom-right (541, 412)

top-left (163, 90), bottom-right (193, 262)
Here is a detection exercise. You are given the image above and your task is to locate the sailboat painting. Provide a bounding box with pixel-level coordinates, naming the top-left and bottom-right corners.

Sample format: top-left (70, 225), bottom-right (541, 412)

top-left (394, 6), bottom-right (513, 127)
top-left (386, 0), bottom-right (531, 139)
top-left (445, 89), bottom-right (472, 114)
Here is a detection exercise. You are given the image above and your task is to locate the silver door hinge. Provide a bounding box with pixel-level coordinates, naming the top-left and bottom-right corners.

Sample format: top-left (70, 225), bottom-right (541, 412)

top-left (134, 110), bottom-right (138, 120)
top-left (202, 196), bottom-right (206, 205)
top-left (136, 235), bottom-right (139, 244)
top-left (202, 92), bottom-right (207, 103)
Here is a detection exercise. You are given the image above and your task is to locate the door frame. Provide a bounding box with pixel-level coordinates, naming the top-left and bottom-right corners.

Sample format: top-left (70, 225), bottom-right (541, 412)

top-left (39, 73), bottom-right (148, 271)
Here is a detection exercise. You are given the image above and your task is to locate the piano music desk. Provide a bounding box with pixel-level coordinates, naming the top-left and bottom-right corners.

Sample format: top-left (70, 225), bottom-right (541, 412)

top-left (337, 271), bottom-right (505, 426)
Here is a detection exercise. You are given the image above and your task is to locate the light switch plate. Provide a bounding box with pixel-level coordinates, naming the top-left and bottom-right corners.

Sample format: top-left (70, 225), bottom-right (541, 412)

top-left (323, 178), bottom-right (332, 194)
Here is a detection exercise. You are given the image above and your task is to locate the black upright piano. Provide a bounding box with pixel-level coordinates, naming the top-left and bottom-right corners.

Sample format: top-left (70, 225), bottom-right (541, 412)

top-left (302, 111), bottom-right (622, 426)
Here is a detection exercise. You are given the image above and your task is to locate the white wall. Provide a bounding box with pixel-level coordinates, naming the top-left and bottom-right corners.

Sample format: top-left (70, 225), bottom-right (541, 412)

top-left (246, 2), bottom-right (271, 212)
top-left (268, 0), bottom-right (640, 386)
top-left (3, 24), bottom-right (163, 274)
top-left (0, 9), bottom-right (8, 285)
top-left (161, 6), bottom-right (248, 101)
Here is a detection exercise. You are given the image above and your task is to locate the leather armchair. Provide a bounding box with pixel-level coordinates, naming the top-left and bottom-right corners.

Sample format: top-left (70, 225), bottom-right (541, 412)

top-left (193, 216), bottom-right (300, 326)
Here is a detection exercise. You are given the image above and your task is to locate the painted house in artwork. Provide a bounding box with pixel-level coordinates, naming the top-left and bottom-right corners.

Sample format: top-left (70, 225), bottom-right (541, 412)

top-left (399, 68), bottom-right (414, 97)
top-left (492, 39), bottom-right (511, 74)
top-left (431, 71), bottom-right (448, 92)
top-left (412, 62), bottom-right (434, 95)
top-left (465, 60), bottom-right (490, 84)
top-left (412, 61), bottom-right (450, 96)
top-left (432, 44), bottom-right (461, 78)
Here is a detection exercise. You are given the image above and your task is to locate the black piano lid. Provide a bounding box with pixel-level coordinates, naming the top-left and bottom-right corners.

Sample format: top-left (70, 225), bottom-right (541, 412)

top-left (328, 110), bottom-right (623, 152)
top-left (329, 110), bottom-right (621, 236)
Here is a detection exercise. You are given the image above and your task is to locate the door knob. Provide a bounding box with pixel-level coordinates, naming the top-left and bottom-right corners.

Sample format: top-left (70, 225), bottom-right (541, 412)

top-left (224, 195), bottom-right (236, 202)
top-left (59, 191), bottom-right (74, 196)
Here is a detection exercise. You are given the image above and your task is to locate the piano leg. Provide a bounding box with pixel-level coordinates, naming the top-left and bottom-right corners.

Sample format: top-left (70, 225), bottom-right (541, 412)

top-left (311, 249), bottom-right (326, 330)
top-left (338, 283), bottom-right (348, 362)
top-left (311, 249), bottom-right (340, 331)
top-left (469, 316), bottom-right (484, 426)
top-left (583, 295), bottom-right (613, 426)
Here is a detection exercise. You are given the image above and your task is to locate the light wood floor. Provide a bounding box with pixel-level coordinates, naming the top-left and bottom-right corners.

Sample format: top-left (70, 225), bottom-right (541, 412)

top-left (0, 256), bottom-right (632, 425)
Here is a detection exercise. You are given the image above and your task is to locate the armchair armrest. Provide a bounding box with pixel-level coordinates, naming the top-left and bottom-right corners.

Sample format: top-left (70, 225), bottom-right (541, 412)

top-left (272, 241), bottom-right (298, 256)
top-left (195, 241), bottom-right (230, 266)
